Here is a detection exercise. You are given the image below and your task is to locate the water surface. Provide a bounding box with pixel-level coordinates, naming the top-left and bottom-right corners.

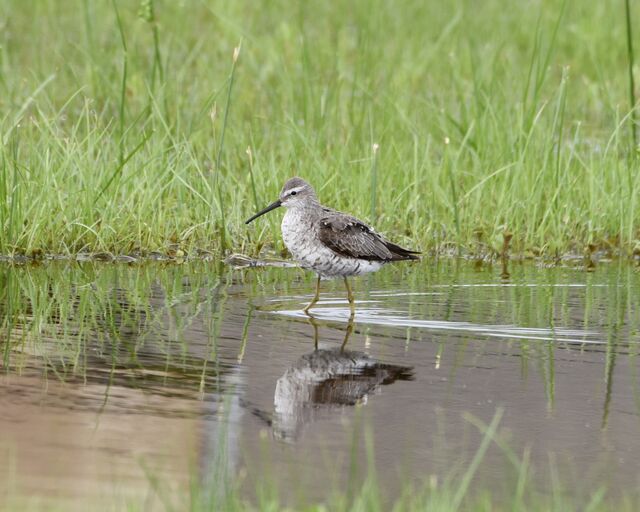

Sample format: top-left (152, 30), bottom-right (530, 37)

top-left (1, 260), bottom-right (640, 508)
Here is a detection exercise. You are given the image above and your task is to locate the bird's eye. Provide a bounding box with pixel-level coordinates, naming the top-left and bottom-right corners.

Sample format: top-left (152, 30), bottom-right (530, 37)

top-left (290, 191), bottom-right (297, 196)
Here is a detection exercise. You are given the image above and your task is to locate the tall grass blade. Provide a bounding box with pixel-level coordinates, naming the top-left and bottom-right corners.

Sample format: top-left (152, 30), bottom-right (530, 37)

top-left (214, 43), bottom-right (242, 253)
top-left (370, 143), bottom-right (379, 223)
top-left (625, 0), bottom-right (637, 149)
top-left (111, 0), bottom-right (128, 167)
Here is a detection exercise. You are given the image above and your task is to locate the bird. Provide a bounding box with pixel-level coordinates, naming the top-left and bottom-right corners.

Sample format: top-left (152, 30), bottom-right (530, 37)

top-left (245, 177), bottom-right (419, 313)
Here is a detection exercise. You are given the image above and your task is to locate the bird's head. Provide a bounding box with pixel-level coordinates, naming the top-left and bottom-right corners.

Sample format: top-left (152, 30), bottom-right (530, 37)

top-left (278, 177), bottom-right (317, 208)
top-left (245, 177), bottom-right (317, 224)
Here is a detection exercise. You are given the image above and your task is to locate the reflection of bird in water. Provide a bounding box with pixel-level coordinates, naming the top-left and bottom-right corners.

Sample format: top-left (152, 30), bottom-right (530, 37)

top-left (272, 347), bottom-right (414, 441)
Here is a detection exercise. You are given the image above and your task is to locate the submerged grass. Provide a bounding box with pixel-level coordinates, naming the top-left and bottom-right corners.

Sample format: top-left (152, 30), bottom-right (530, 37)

top-left (5, 407), bottom-right (640, 512)
top-left (2, 261), bottom-right (640, 510)
top-left (0, 1), bottom-right (639, 258)
top-left (128, 409), bottom-right (638, 512)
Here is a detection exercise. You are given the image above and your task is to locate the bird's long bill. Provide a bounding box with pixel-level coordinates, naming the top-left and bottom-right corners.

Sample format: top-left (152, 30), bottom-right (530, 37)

top-left (245, 199), bottom-right (282, 224)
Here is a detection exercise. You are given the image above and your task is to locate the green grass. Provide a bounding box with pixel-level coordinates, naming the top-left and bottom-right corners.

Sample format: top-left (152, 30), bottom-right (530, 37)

top-left (1, 0), bottom-right (640, 259)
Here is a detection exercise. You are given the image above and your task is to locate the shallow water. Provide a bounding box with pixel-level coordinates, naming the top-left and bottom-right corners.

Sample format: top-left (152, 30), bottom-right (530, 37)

top-left (1, 260), bottom-right (640, 508)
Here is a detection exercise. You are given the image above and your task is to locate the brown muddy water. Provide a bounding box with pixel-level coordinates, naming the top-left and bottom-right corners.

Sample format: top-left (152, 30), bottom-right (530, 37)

top-left (1, 259), bottom-right (640, 509)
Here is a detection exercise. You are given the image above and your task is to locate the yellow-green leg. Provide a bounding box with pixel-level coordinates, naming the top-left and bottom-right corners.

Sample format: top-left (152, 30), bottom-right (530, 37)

top-left (304, 275), bottom-right (322, 314)
top-left (340, 278), bottom-right (356, 351)
top-left (305, 314), bottom-right (320, 350)
top-left (344, 277), bottom-right (355, 314)
top-left (340, 316), bottom-right (355, 351)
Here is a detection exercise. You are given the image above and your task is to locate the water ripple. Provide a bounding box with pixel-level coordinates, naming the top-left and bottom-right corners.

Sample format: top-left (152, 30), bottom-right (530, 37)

top-left (272, 305), bottom-right (604, 345)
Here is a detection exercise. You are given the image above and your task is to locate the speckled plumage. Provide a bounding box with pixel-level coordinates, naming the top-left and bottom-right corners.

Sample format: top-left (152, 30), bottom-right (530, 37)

top-left (282, 207), bottom-right (385, 278)
top-left (278, 179), bottom-right (418, 278)
top-left (246, 177), bottom-right (419, 311)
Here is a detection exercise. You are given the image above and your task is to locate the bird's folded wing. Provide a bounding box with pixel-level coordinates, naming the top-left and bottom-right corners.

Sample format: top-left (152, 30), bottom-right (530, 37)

top-left (318, 213), bottom-right (401, 261)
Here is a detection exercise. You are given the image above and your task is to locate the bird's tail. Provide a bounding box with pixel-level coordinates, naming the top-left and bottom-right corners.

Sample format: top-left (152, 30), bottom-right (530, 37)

top-left (384, 241), bottom-right (421, 261)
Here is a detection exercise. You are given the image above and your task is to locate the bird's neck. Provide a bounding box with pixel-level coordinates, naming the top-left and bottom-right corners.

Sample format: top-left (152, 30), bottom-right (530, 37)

top-left (289, 201), bottom-right (322, 216)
